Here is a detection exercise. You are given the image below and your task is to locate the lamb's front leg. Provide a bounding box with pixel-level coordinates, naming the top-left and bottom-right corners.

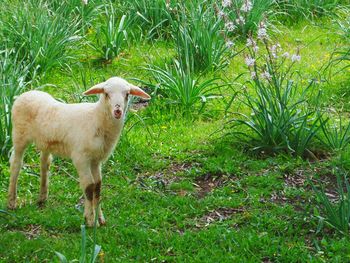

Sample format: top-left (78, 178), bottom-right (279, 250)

top-left (91, 162), bottom-right (105, 225)
top-left (74, 158), bottom-right (98, 227)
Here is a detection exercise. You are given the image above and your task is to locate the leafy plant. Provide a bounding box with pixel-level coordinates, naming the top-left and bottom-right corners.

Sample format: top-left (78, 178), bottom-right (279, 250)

top-left (332, 8), bottom-right (350, 70)
top-left (93, 3), bottom-right (132, 61)
top-left (312, 167), bottom-right (350, 235)
top-left (171, 1), bottom-right (233, 73)
top-left (55, 225), bottom-right (101, 263)
top-left (55, 206), bottom-right (101, 263)
top-left (276, 0), bottom-right (346, 22)
top-left (66, 64), bottom-right (99, 103)
top-left (319, 114), bottom-right (350, 152)
top-left (227, 29), bottom-right (323, 157)
top-left (1, 0), bottom-right (82, 77)
top-left (218, 0), bottom-right (275, 37)
top-left (0, 48), bottom-right (32, 161)
top-left (46, 0), bottom-right (103, 34)
top-left (143, 60), bottom-right (224, 116)
top-left (122, 0), bottom-right (178, 39)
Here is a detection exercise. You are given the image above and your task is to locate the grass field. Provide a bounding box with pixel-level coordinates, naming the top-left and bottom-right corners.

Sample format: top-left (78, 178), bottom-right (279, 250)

top-left (1, 0), bottom-right (350, 262)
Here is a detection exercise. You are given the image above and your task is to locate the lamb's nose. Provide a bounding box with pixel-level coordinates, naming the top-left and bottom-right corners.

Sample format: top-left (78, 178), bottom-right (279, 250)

top-left (114, 108), bottom-right (122, 119)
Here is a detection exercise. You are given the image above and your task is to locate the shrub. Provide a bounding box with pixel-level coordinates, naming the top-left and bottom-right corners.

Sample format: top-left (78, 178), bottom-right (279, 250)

top-left (276, 0), bottom-right (346, 22)
top-left (227, 26), bottom-right (323, 157)
top-left (93, 3), bottom-right (132, 61)
top-left (122, 0), bottom-right (178, 39)
top-left (218, 0), bottom-right (275, 37)
top-left (171, 1), bottom-right (234, 73)
top-left (46, 0), bottom-right (103, 35)
top-left (0, 49), bottom-right (32, 161)
top-left (1, 0), bottom-right (82, 77)
top-left (143, 60), bottom-right (224, 116)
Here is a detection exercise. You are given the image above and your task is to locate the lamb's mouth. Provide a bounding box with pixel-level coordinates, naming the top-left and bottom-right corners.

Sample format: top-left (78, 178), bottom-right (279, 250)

top-left (113, 109), bottom-right (122, 119)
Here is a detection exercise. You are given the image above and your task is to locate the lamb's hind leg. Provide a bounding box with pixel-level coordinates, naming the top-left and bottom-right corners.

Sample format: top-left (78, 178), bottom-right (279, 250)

top-left (91, 162), bottom-right (105, 225)
top-left (38, 151), bottom-right (52, 206)
top-left (8, 144), bottom-right (27, 209)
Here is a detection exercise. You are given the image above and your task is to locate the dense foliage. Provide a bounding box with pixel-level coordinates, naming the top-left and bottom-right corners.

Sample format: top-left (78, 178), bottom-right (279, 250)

top-left (0, 0), bottom-right (350, 261)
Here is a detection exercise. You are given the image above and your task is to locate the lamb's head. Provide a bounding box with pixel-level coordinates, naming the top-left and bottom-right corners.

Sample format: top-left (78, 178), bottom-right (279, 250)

top-left (84, 77), bottom-right (150, 120)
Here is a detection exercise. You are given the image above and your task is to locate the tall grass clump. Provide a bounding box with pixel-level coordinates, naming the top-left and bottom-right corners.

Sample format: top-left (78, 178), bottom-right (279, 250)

top-left (319, 114), bottom-right (350, 152)
top-left (46, 0), bottom-right (103, 35)
top-left (332, 8), bottom-right (350, 69)
top-left (0, 49), bottom-right (32, 161)
top-left (276, 0), bottom-right (346, 22)
top-left (93, 3), bottom-right (132, 61)
top-left (171, 1), bottom-right (234, 73)
top-left (218, 0), bottom-right (275, 37)
top-left (122, 0), bottom-right (178, 39)
top-left (143, 60), bottom-right (224, 116)
top-left (312, 167), bottom-right (350, 236)
top-left (1, 0), bottom-right (82, 77)
top-left (228, 25), bottom-right (323, 157)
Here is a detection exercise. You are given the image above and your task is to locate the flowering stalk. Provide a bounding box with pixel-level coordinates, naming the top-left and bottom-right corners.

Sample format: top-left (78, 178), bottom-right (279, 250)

top-left (217, 0), bottom-right (273, 38)
top-left (231, 24), bottom-right (322, 157)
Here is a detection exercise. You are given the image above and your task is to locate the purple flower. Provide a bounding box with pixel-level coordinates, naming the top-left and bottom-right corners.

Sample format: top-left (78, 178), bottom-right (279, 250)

top-left (282, 52), bottom-right (290, 58)
top-left (247, 38), bottom-right (259, 52)
top-left (291, 54), bottom-right (301, 62)
top-left (218, 10), bottom-right (226, 18)
top-left (257, 22), bottom-right (268, 39)
top-left (222, 0), bottom-right (232, 8)
top-left (245, 56), bottom-right (255, 67)
top-left (260, 70), bottom-right (271, 80)
top-left (225, 22), bottom-right (236, 32)
top-left (270, 45), bottom-right (279, 58)
top-left (226, 40), bottom-right (235, 48)
top-left (241, 0), bottom-right (253, 12)
top-left (251, 71), bottom-right (257, 80)
top-left (246, 38), bottom-right (253, 47)
top-left (235, 16), bottom-right (245, 25)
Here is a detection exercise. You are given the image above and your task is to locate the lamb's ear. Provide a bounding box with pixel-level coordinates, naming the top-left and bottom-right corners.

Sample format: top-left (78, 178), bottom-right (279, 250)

top-left (130, 85), bottom-right (151, 99)
top-left (83, 82), bottom-right (106, 96)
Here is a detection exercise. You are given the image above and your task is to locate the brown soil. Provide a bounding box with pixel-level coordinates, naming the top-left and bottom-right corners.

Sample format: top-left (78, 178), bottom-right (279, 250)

top-left (194, 173), bottom-right (230, 198)
top-left (195, 207), bottom-right (245, 228)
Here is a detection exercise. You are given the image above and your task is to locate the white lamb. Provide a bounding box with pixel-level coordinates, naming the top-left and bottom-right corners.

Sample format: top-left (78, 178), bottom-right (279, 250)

top-left (7, 77), bottom-right (150, 226)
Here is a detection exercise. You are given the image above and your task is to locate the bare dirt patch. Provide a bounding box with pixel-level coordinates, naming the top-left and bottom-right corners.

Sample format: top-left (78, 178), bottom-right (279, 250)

top-left (195, 207), bottom-right (245, 228)
top-left (135, 162), bottom-right (199, 191)
top-left (285, 166), bottom-right (343, 202)
top-left (194, 173), bottom-right (230, 198)
top-left (21, 224), bottom-right (41, 240)
top-left (268, 165), bottom-right (343, 209)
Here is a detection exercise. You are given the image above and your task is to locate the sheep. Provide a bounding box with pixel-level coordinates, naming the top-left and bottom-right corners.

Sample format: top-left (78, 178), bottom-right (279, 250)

top-left (7, 77), bottom-right (150, 226)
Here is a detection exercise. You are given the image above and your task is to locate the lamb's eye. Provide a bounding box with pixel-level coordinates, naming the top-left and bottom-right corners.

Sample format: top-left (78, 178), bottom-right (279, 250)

top-left (125, 93), bottom-right (129, 100)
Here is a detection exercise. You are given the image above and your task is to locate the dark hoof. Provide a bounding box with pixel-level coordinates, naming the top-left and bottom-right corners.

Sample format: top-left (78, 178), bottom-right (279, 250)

top-left (37, 200), bottom-right (46, 207)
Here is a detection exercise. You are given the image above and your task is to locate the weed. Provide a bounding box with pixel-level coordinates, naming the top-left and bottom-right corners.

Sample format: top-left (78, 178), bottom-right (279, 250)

top-left (227, 28), bottom-right (323, 157)
top-left (93, 3), bottom-right (132, 61)
top-left (0, 48), bottom-right (32, 161)
top-left (1, 0), bottom-right (81, 77)
top-left (312, 167), bottom-right (350, 235)
top-left (171, 1), bottom-right (233, 73)
top-left (143, 60), bottom-right (225, 116)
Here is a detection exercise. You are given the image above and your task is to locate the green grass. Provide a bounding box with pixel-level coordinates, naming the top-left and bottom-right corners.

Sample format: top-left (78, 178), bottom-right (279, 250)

top-left (1, 6), bottom-right (350, 263)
